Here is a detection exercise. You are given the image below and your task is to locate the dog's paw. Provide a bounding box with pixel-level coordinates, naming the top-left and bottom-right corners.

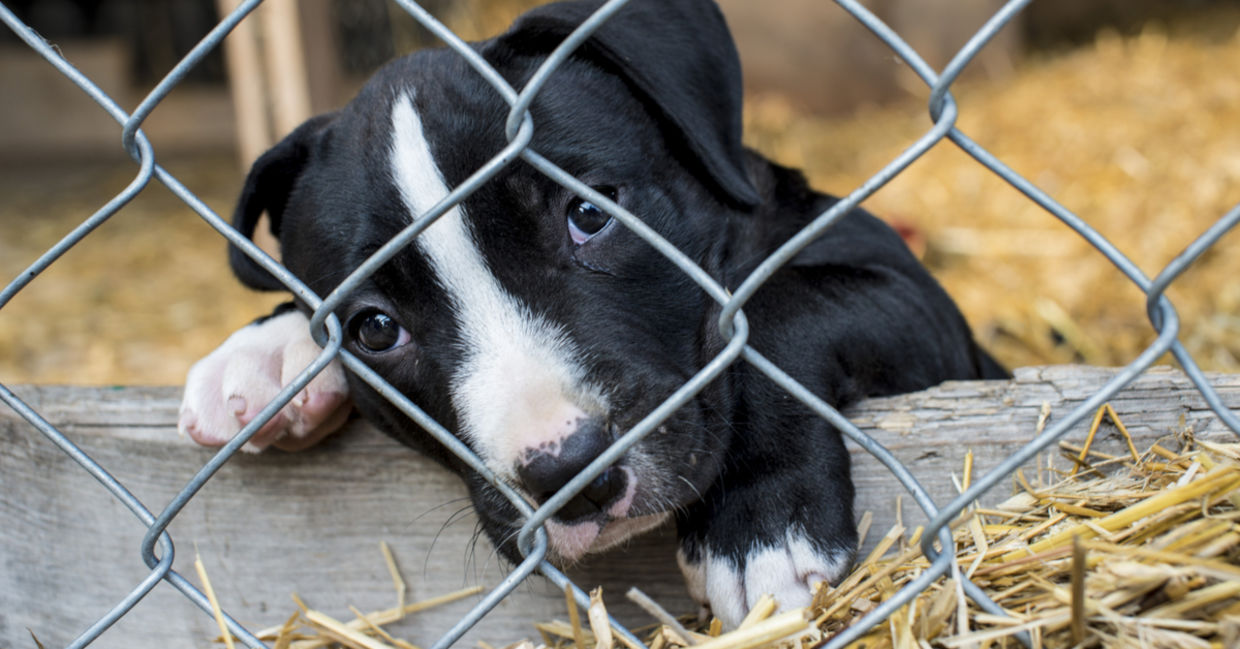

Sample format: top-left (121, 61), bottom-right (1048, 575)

top-left (179, 309), bottom-right (351, 452)
top-left (677, 527), bottom-right (852, 628)
top-left (675, 447), bottom-right (857, 629)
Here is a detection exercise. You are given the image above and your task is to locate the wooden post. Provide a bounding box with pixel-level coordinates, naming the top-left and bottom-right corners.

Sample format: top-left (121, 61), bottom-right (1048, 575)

top-left (215, 0), bottom-right (329, 169)
top-left (259, 0), bottom-right (314, 136)
top-left (215, 0), bottom-right (273, 168)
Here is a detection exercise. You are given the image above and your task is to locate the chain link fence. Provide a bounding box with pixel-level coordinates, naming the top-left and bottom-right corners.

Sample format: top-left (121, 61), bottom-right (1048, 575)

top-left (2, 0), bottom-right (1239, 648)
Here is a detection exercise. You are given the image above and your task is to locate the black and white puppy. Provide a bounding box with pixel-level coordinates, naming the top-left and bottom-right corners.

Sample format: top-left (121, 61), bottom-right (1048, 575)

top-left (179, 0), bottom-right (1006, 627)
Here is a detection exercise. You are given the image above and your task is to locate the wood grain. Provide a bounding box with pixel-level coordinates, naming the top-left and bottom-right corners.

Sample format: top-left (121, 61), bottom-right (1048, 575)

top-left (3, 365), bottom-right (1237, 648)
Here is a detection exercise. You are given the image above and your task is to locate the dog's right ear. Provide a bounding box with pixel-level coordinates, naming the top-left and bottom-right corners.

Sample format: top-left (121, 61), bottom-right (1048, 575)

top-left (229, 113), bottom-right (336, 291)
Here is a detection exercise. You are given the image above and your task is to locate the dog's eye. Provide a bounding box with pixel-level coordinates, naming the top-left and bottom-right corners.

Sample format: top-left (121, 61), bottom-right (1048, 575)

top-left (348, 310), bottom-right (412, 353)
top-left (567, 186), bottom-right (618, 244)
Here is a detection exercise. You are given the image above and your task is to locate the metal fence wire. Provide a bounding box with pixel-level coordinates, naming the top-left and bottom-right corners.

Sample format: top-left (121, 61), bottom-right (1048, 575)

top-left (2, 0), bottom-right (1239, 647)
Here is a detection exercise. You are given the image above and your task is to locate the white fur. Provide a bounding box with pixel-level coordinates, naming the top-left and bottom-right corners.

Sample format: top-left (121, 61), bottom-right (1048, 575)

top-left (388, 93), bottom-right (607, 481)
top-left (703, 553), bottom-right (747, 628)
top-left (677, 528), bottom-right (851, 629)
top-left (677, 546), bottom-right (710, 608)
top-left (179, 310), bottom-right (349, 451)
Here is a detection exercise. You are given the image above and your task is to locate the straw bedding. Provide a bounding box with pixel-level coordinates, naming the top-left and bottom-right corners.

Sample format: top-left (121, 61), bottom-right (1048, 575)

top-left (203, 404), bottom-right (1240, 649)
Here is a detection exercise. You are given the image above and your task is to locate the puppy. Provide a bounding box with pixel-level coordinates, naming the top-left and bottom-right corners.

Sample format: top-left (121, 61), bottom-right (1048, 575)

top-left (180, 0), bottom-right (1006, 627)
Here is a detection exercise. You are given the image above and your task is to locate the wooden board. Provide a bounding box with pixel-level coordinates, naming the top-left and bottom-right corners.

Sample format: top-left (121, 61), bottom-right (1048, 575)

top-left (3, 365), bottom-right (1238, 648)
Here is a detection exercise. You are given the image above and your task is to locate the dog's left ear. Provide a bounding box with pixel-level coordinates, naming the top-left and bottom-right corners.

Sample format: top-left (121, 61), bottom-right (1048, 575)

top-left (495, 0), bottom-right (761, 209)
top-left (228, 113), bottom-right (337, 291)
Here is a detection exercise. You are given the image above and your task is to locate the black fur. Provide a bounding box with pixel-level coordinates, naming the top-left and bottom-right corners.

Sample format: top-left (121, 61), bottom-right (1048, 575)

top-left (226, 0), bottom-right (1006, 610)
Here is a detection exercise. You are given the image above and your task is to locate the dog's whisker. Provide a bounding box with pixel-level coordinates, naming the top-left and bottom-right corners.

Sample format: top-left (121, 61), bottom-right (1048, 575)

top-left (413, 495), bottom-right (474, 524)
top-left (677, 475), bottom-right (704, 503)
top-left (464, 522), bottom-right (490, 588)
top-left (423, 504), bottom-right (477, 577)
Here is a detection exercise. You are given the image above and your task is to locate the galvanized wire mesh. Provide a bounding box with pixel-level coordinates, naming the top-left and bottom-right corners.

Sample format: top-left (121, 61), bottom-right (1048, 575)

top-left (2, 0), bottom-right (1239, 648)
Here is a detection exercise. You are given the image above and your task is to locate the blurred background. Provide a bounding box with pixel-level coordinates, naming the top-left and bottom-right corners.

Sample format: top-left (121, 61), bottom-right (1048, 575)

top-left (1, 0), bottom-right (1239, 385)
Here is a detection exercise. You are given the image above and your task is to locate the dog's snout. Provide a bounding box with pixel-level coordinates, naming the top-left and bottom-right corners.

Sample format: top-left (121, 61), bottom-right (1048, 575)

top-left (516, 419), bottom-right (627, 521)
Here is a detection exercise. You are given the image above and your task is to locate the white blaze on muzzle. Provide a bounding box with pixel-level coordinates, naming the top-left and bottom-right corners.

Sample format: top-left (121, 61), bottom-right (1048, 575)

top-left (388, 92), bottom-right (606, 482)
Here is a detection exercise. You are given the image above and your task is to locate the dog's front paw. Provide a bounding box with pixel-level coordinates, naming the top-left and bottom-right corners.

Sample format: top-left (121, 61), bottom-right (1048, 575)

top-left (675, 457), bottom-right (857, 629)
top-left (677, 526), bottom-right (852, 628)
top-left (179, 308), bottom-right (351, 452)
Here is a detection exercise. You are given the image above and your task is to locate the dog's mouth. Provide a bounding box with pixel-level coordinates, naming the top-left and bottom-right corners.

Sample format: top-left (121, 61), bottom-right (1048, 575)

top-left (544, 511), bottom-right (671, 565)
top-left (526, 465), bottom-right (670, 564)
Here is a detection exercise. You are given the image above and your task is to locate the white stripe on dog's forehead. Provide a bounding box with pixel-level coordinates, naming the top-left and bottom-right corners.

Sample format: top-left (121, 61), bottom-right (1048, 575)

top-left (388, 93), bottom-right (603, 475)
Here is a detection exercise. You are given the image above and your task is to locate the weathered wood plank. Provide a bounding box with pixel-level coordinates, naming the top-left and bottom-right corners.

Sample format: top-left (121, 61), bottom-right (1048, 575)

top-left (3, 365), bottom-right (1237, 648)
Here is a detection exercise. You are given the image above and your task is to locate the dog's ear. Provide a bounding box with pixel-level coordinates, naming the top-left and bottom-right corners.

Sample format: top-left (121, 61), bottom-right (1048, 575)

top-left (497, 0), bottom-right (761, 208)
top-left (229, 113), bottom-right (336, 291)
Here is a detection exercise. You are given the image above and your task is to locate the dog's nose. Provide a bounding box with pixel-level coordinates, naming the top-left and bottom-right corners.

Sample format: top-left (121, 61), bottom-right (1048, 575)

top-left (516, 419), bottom-right (627, 521)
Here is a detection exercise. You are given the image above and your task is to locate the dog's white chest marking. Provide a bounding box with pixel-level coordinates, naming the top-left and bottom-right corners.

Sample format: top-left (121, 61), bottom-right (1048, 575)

top-left (388, 93), bottom-right (602, 480)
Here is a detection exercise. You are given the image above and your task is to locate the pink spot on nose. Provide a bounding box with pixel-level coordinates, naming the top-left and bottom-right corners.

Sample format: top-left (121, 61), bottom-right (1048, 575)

top-left (511, 403), bottom-right (588, 466)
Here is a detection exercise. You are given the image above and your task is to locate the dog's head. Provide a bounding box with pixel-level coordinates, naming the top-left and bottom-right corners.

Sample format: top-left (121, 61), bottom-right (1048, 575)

top-left (229, 0), bottom-right (771, 564)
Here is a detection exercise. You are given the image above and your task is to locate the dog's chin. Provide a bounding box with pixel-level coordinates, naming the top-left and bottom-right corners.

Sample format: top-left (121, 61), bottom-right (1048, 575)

top-left (545, 512), bottom-right (671, 565)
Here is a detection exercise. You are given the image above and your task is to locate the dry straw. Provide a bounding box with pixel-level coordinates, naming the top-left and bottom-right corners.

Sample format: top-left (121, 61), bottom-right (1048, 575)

top-left (666, 411), bottom-right (1238, 649)
top-left (203, 407), bottom-right (1239, 649)
top-left (807, 406), bottom-right (1240, 649)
